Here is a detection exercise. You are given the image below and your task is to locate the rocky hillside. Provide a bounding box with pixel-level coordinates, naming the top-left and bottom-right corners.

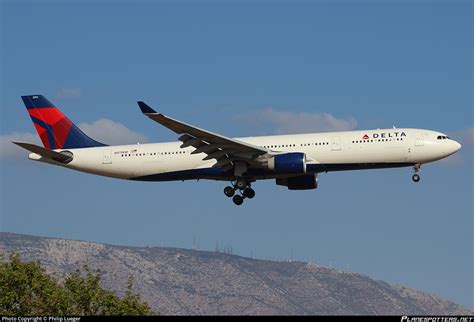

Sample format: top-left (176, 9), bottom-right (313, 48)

top-left (0, 232), bottom-right (470, 315)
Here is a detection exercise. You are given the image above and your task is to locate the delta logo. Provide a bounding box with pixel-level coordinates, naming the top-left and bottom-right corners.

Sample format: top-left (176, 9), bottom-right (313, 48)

top-left (362, 132), bottom-right (407, 140)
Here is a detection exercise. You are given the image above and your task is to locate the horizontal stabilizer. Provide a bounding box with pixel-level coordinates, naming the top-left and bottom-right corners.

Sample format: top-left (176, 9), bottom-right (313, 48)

top-left (12, 142), bottom-right (73, 163)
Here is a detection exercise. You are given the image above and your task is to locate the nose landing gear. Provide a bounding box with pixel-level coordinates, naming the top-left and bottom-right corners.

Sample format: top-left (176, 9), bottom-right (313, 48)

top-left (223, 178), bottom-right (255, 205)
top-left (412, 164), bottom-right (421, 182)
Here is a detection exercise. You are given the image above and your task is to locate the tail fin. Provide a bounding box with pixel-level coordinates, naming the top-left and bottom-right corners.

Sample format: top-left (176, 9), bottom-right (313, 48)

top-left (21, 95), bottom-right (106, 149)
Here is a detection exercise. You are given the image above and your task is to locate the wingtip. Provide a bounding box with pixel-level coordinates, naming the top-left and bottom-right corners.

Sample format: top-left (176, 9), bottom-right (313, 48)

top-left (137, 101), bottom-right (157, 114)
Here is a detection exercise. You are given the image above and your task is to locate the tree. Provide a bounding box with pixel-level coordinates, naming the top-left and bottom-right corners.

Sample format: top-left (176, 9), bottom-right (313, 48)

top-left (0, 254), bottom-right (156, 316)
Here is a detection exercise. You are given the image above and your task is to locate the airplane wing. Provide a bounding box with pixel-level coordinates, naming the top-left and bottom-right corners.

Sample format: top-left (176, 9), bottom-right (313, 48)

top-left (138, 102), bottom-right (269, 171)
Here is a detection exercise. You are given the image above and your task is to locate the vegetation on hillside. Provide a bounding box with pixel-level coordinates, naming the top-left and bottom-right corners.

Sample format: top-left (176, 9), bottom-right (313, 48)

top-left (0, 254), bottom-right (156, 315)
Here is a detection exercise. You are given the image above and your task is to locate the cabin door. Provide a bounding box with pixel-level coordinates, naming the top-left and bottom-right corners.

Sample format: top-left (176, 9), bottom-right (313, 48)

top-left (103, 150), bottom-right (112, 164)
top-left (415, 132), bottom-right (424, 146)
top-left (331, 136), bottom-right (341, 151)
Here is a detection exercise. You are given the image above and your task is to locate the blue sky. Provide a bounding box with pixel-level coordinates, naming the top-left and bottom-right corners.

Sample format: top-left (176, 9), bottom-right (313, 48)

top-left (1, 0), bottom-right (472, 309)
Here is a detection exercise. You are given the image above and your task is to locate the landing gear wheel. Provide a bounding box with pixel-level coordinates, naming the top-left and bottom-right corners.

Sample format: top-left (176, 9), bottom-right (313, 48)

top-left (224, 186), bottom-right (235, 198)
top-left (233, 195), bottom-right (244, 206)
top-left (412, 174), bottom-right (420, 183)
top-left (235, 178), bottom-right (247, 190)
top-left (243, 188), bottom-right (255, 199)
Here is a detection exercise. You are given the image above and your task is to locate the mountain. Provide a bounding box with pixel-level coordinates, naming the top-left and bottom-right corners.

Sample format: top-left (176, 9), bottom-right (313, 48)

top-left (0, 232), bottom-right (470, 315)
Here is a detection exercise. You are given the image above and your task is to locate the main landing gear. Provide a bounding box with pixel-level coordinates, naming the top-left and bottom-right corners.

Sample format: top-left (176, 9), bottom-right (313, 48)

top-left (412, 164), bottom-right (421, 183)
top-left (224, 178), bottom-right (255, 206)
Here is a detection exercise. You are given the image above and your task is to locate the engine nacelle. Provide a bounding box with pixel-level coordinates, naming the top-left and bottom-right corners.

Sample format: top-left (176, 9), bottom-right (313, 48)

top-left (276, 174), bottom-right (318, 190)
top-left (267, 152), bottom-right (306, 174)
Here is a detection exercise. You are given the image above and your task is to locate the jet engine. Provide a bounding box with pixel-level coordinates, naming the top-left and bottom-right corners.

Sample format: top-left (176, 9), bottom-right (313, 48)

top-left (267, 152), bottom-right (306, 174)
top-left (276, 174), bottom-right (318, 190)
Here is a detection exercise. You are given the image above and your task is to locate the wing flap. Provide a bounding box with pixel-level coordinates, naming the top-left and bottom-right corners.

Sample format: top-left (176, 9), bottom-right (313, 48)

top-left (203, 149), bottom-right (235, 161)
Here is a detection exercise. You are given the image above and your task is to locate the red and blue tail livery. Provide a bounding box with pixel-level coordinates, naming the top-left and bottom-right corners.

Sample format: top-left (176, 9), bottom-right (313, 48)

top-left (21, 95), bottom-right (105, 149)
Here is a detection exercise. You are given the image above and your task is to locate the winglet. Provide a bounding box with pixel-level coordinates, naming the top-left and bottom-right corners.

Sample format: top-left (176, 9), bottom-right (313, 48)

top-left (137, 101), bottom-right (157, 114)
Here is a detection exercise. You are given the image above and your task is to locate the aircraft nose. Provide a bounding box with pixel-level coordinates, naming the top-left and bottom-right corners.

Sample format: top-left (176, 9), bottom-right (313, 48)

top-left (453, 140), bottom-right (462, 152)
top-left (454, 141), bottom-right (462, 152)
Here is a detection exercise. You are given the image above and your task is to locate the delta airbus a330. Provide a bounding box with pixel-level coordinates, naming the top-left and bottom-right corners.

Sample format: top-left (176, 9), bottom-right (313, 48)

top-left (14, 95), bottom-right (461, 206)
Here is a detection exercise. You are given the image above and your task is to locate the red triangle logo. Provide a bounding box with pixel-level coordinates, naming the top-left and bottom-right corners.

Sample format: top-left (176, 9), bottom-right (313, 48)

top-left (362, 134), bottom-right (369, 140)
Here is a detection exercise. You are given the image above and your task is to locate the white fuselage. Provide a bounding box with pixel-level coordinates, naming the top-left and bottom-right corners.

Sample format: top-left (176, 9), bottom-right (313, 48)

top-left (29, 128), bottom-right (461, 182)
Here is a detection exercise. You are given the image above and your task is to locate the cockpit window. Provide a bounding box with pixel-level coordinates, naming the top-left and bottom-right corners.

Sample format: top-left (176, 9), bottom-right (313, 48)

top-left (437, 135), bottom-right (449, 140)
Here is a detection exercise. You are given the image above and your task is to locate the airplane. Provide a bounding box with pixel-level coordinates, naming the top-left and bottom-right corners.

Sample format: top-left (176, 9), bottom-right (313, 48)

top-left (14, 95), bottom-right (462, 206)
